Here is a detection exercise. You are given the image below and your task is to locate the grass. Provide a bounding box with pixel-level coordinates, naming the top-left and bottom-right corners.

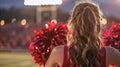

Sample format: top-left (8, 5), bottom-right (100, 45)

top-left (0, 52), bottom-right (38, 67)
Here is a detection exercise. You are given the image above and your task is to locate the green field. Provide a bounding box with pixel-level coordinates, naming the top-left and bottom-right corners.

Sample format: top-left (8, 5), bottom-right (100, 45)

top-left (0, 52), bottom-right (38, 67)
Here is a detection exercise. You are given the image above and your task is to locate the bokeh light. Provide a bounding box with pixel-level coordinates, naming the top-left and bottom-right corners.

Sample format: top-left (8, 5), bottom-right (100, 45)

top-left (11, 18), bottom-right (17, 23)
top-left (0, 20), bottom-right (5, 26)
top-left (21, 19), bottom-right (27, 26)
top-left (51, 19), bottom-right (57, 24)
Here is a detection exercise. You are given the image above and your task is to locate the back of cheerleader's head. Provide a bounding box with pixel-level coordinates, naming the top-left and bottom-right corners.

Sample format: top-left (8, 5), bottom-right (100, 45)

top-left (68, 1), bottom-right (103, 36)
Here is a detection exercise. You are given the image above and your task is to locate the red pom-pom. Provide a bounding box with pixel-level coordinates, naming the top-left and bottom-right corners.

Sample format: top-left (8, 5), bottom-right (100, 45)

top-left (102, 21), bottom-right (120, 51)
top-left (29, 21), bottom-right (68, 66)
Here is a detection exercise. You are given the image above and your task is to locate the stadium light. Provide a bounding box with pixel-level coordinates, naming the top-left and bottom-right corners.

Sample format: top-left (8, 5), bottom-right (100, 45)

top-left (24, 0), bottom-right (62, 6)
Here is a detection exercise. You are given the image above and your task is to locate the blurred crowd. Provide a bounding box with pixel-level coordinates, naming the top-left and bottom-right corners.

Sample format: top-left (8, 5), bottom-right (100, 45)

top-left (0, 21), bottom-right (46, 50)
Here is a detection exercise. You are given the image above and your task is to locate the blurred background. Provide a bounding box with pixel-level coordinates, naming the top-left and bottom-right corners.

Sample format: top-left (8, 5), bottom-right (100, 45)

top-left (0, 0), bottom-right (120, 67)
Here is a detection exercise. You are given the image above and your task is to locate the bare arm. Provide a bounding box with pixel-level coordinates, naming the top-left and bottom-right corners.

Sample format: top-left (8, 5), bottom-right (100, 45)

top-left (106, 46), bottom-right (120, 66)
top-left (45, 48), bottom-right (58, 67)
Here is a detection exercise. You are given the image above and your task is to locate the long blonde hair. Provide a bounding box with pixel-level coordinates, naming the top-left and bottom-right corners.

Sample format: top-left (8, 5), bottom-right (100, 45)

top-left (67, 1), bottom-right (102, 67)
